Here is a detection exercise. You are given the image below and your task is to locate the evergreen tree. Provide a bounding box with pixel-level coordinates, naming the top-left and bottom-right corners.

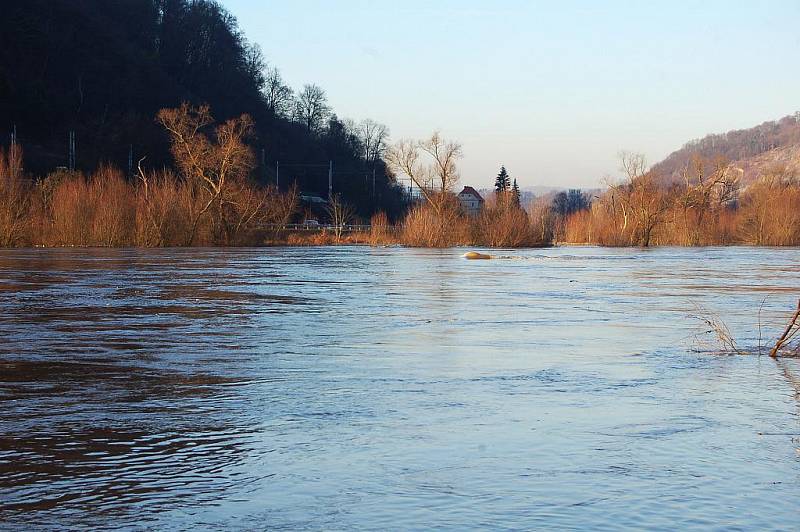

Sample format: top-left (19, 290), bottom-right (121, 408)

top-left (494, 165), bottom-right (510, 193)
top-left (512, 179), bottom-right (521, 206)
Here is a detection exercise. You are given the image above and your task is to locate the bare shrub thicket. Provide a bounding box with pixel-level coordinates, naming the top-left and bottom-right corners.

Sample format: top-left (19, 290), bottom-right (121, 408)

top-left (0, 145), bottom-right (30, 246)
top-left (737, 165), bottom-right (800, 246)
top-left (561, 153), bottom-right (800, 247)
top-left (368, 211), bottom-right (392, 246)
top-left (476, 194), bottom-right (539, 247)
top-left (3, 116), bottom-right (800, 249)
top-left (400, 195), bottom-right (472, 247)
top-left (0, 104), bottom-right (299, 247)
top-left (396, 191), bottom-right (553, 248)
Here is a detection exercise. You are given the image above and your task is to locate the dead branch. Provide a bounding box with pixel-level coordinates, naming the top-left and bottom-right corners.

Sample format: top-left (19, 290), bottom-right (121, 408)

top-left (690, 304), bottom-right (744, 355)
top-left (770, 299), bottom-right (800, 358)
top-left (691, 298), bottom-right (800, 358)
top-left (757, 296), bottom-right (768, 357)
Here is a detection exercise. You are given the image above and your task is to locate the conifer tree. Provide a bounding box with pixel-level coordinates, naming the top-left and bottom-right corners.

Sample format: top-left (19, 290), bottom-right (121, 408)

top-left (494, 166), bottom-right (510, 193)
top-left (512, 178), bottom-right (521, 207)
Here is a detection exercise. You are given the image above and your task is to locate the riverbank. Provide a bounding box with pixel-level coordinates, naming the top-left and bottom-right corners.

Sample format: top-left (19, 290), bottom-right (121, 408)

top-left (2, 163), bottom-right (799, 248)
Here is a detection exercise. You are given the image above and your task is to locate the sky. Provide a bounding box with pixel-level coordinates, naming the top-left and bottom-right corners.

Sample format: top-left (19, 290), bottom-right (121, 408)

top-left (224, 0), bottom-right (799, 188)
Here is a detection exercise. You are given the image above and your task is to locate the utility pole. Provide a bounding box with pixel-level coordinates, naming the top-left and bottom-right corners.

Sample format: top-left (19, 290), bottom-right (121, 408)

top-left (128, 144), bottom-right (133, 177)
top-left (276, 161), bottom-right (280, 188)
top-left (261, 148), bottom-right (266, 182)
top-left (68, 130), bottom-right (76, 171)
top-left (9, 125), bottom-right (18, 176)
top-left (372, 167), bottom-right (376, 198)
top-left (328, 160), bottom-right (333, 198)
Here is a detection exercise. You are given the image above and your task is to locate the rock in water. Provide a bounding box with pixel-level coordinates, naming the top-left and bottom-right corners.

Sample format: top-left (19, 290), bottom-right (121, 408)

top-left (463, 251), bottom-right (492, 260)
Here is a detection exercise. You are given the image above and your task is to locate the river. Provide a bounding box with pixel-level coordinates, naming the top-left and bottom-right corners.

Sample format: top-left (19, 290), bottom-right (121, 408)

top-left (1, 247), bottom-right (799, 529)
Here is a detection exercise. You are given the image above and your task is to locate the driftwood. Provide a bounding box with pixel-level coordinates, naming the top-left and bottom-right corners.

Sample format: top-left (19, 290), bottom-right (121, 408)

top-left (770, 299), bottom-right (800, 358)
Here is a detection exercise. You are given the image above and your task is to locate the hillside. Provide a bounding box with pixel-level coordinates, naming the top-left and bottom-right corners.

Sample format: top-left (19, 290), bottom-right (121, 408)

top-left (0, 0), bottom-right (405, 217)
top-left (730, 143), bottom-right (800, 185)
top-left (652, 113), bottom-right (800, 185)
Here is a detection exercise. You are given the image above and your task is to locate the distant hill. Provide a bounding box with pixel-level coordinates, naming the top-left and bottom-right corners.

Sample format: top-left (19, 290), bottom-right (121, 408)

top-left (652, 112), bottom-right (800, 185)
top-left (730, 143), bottom-right (800, 185)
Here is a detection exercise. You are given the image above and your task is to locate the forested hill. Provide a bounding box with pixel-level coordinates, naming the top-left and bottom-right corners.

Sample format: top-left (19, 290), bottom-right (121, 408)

top-left (0, 0), bottom-right (404, 216)
top-left (651, 113), bottom-right (800, 184)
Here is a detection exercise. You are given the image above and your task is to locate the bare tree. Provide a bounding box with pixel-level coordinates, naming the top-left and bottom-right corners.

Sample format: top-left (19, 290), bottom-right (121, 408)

top-left (608, 151), bottom-right (670, 247)
top-left (157, 103), bottom-right (255, 245)
top-left (264, 181), bottom-right (299, 227)
top-left (225, 180), bottom-right (270, 243)
top-left (619, 150), bottom-right (647, 183)
top-left (244, 43), bottom-right (266, 91)
top-left (325, 193), bottom-right (355, 242)
top-left (386, 138), bottom-right (423, 188)
top-left (133, 155), bottom-right (165, 246)
top-left (386, 131), bottom-right (462, 216)
top-left (262, 66), bottom-right (294, 117)
top-left (678, 154), bottom-right (740, 244)
top-left (294, 84), bottom-right (330, 132)
top-left (358, 119), bottom-right (390, 166)
top-left (421, 132), bottom-right (462, 194)
top-left (528, 196), bottom-right (555, 244)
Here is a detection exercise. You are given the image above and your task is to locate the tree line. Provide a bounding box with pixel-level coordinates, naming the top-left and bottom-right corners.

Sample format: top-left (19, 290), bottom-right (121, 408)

top-left (2, 116), bottom-right (799, 247)
top-left (556, 152), bottom-right (800, 246)
top-left (0, 109), bottom-right (549, 248)
top-left (383, 137), bottom-right (800, 248)
top-left (0, 106), bottom-right (300, 247)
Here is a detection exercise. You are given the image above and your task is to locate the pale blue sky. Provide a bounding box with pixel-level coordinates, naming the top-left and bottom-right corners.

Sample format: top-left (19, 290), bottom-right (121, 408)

top-left (225, 0), bottom-right (799, 188)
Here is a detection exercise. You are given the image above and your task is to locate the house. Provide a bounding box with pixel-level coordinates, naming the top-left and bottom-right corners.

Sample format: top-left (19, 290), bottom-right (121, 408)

top-left (458, 186), bottom-right (484, 215)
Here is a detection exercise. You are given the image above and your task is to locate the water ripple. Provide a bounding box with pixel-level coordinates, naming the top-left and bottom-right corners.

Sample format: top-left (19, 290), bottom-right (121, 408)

top-left (1, 247), bottom-right (799, 529)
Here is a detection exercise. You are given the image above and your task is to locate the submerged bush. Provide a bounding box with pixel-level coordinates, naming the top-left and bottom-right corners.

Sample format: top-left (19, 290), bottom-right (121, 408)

top-left (400, 203), bottom-right (470, 247)
top-left (477, 201), bottom-right (540, 247)
top-left (0, 163), bottom-right (298, 248)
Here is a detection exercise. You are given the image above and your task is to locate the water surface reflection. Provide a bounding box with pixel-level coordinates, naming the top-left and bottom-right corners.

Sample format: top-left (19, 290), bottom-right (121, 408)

top-left (1, 247), bottom-right (799, 529)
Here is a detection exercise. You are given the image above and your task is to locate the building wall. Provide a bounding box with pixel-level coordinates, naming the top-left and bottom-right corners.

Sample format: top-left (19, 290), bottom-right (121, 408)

top-left (458, 194), bottom-right (483, 216)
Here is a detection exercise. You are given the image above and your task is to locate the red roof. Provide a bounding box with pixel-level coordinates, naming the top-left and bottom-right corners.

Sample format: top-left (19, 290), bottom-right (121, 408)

top-left (459, 186), bottom-right (484, 201)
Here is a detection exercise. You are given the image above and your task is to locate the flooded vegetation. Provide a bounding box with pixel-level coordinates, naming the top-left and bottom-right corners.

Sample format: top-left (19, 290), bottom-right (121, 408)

top-left (1, 247), bottom-right (799, 528)
top-left (4, 118), bottom-right (799, 250)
